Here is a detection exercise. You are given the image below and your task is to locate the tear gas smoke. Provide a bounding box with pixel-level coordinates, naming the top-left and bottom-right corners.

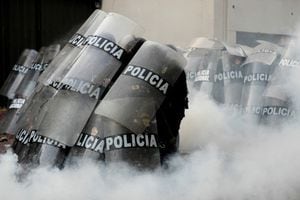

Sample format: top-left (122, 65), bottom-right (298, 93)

top-left (2, 42), bottom-right (300, 200)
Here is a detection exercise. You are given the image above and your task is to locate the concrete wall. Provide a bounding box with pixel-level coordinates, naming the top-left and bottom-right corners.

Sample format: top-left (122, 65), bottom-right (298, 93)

top-left (213, 0), bottom-right (228, 42)
top-left (102, 0), bottom-right (216, 47)
top-left (102, 0), bottom-right (300, 46)
top-left (228, 0), bottom-right (300, 34)
top-left (227, 0), bottom-right (300, 43)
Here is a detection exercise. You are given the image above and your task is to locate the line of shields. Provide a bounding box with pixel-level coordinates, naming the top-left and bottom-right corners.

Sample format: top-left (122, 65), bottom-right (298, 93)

top-left (0, 9), bottom-right (299, 173)
top-left (0, 10), bottom-right (188, 173)
top-left (184, 37), bottom-right (298, 126)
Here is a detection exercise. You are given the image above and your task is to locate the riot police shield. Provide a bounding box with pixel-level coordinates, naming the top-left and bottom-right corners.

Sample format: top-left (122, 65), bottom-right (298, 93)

top-left (96, 41), bottom-right (185, 134)
top-left (16, 44), bottom-right (61, 99)
top-left (217, 43), bottom-right (247, 109)
top-left (0, 45), bottom-right (60, 135)
top-left (0, 49), bottom-right (38, 102)
top-left (13, 12), bottom-right (144, 168)
top-left (38, 9), bottom-right (107, 83)
top-left (65, 114), bottom-right (105, 165)
top-left (260, 40), bottom-right (299, 125)
top-left (13, 10), bottom-right (108, 139)
top-left (240, 41), bottom-right (283, 121)
top-left (184, 37), bottom-right (223, 101)
top-left (37, 12), bottom-right (144, 146)
top-left (90, 41), bottom-right (186, 168)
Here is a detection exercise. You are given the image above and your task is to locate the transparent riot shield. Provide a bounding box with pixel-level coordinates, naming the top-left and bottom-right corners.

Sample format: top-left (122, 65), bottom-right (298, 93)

top-left (14, 9), bottom-right (107, 139)
top-left (38, 9), bottom-right (107, 83)
top-left (260, 86), bottom-right (293, 126)
top-left (65, 114), bottom-right (105, 165)
top-left (88, 41), bottom-right (186, 168)
top-left (240, 41), bottom-right (283, 121)
top-left (217, 44), bottom-right (247, 110)
top-left (13, 129), bottom-right (68, 169)
top-left (16, 44), bottom-right (61, 99)
top-left (65, 37), bottom-right (146, 165)
top-left (104, 116), bottom-right (160, 169)
top-left (0, 49), bottom-right (38, 102)
top-left (97, 41), bottom-right (185, 134)
top-left (13, 12), bottom-right (144, 168)
top-left (66, 113), bottom-right (160, 170)
top-left (260, 41), bottom-right (299, 125)
top-left (38, 13), bottom-right (144, 145)
top-left (184, 37), bottom-right (223, 101)
top-left (0, 45), bottom-right (60, 135)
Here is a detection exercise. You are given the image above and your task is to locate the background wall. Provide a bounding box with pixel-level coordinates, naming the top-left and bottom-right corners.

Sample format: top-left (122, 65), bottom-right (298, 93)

top-left (227, 0), bottom-right (300, 37)
top-left (2, 0), bottom-right (300, 86)
top-left (103, 0), bottom-right (300, 47)
top-left (227, 0), bottom-right (300, 45)
top-left (102, 0), bottom-right (216, 48)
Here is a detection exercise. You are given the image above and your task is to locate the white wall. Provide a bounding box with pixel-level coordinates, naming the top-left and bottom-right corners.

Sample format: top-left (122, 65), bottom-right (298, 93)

top-left (102, 0), bottom-right (216, 48)
top-left (227, 0), bottom-right (300, 43)
top-left (102, 0), bottom-right (300, 46)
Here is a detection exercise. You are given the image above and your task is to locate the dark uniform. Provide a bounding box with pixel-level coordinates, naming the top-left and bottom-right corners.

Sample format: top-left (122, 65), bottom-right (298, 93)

top-left (156, 71), bottom-right (188, 163)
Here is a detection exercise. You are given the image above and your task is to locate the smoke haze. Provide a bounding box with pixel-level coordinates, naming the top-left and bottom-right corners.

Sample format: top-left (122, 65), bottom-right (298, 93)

top-left (1, 42), bottom-right (300, 200)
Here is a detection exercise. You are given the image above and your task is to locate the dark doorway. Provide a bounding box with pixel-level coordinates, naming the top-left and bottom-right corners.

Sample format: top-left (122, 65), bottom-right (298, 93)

top-left (0, 0), bottom-right (98, 86)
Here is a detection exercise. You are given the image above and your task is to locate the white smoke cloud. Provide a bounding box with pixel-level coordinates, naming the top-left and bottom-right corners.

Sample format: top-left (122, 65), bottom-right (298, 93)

top-left (178, 96), bottom-right (300, 200)
top-left (2, 38), bottom-right (300, 200)
top-left (177, 36), bottom-right (300, 199)
top-left (2, 124), bottom-right (300, 200)
top-left (1, 84), bottom-right (300, 200)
